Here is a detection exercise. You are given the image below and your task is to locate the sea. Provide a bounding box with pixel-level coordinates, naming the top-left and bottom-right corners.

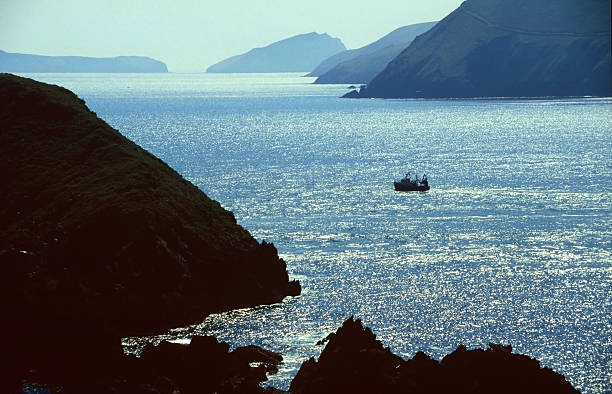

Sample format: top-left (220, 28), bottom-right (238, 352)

top-left (22, 73), bottom-right (612, 393)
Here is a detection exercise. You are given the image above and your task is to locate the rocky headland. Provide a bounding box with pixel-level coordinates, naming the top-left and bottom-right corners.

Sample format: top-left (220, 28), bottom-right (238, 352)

top-left (206, 32), bottom-right (346, 73)
top-left (310, 22), bottom-right (436, 84)
top-left (346, 0), bottom-right (611, 98)
top-left (2, 74), bottom-right (580, 393)
top-left (0, 50), bottom-right (168, 73)
top-left (0, 73), bottom-right (299, 390)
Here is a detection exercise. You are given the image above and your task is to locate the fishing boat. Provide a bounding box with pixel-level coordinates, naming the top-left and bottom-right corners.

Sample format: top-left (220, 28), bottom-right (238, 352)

top-left (394, 172), bottom-right (429, 191)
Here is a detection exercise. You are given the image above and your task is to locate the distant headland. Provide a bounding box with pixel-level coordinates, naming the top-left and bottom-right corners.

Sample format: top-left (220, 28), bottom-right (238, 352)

top-left (0, 49), bottom-right (168, 73)
top-left (309, 21), bottom-right (437, 84)
top-left (345, 0), bottom-right (611, 98)
top-left (206, 32), bottom-right (346, 73)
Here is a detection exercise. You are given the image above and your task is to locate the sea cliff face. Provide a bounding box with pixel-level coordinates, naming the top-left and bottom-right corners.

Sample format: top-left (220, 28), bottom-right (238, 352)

top-left (310, 22), bottom-right (437, 83)
top-left (206, 32), bottom-right (346, 73)
top-left (348, 0), bottom-right (611, 98)
top-left (0, 50), bottom-right (168, 72)
top-left (0, 73), bottom-right (299, 386)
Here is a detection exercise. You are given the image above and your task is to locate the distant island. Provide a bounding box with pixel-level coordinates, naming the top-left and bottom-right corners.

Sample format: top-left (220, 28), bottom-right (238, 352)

top-left (346, 0), bottom-right (611, 98)
top-left (206, 32), bottom-right (346, 73)
top-left (0, 49), bottom-right (168, 73)
top-left (309, 21), bottom-right (437, 84)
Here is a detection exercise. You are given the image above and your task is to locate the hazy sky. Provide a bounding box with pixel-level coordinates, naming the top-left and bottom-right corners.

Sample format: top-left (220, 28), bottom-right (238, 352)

top-left (1, 0), bottom-right (464, 72)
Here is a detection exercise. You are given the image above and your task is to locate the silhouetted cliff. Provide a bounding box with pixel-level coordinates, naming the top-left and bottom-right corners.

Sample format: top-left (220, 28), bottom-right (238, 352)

top-left (15, 316), bottom-right (580, 393)
top-left (0, 73), bottom-right (299, 388)
top-left (310, 22), bottom-right (436, 83)
top-left (0, 50), bottom-right (168, 72)
top-left (290, 317), bottom-right (579, 394)
top-left (347, 0), bottom-right (611, 98)
top-left (206, 32), bottom-right (346, 73)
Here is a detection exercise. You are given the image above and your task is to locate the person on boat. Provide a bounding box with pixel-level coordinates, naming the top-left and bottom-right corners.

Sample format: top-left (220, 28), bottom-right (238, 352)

top-left (421, 174), bottom-right (428, 187)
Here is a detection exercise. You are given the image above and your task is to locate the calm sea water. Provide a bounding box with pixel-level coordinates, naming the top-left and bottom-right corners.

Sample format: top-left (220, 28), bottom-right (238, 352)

top-left (24, 73), bottom-right (612, 393)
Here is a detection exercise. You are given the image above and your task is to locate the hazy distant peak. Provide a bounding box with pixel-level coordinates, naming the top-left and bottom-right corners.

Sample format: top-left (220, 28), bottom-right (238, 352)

top-left (206, 32), bottom-right (346, 73)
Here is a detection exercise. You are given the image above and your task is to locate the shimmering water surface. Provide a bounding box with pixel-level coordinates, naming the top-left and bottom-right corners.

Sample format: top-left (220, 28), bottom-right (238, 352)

top-left (25, 73), bottom-right (612, 393)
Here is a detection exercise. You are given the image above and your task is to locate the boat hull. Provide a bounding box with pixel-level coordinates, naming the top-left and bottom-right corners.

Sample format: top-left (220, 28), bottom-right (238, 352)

top-left (393, 181), bottom-right (430, 192)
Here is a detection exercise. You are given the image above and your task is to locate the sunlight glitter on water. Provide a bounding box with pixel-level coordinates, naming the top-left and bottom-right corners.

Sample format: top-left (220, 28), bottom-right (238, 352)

top-left (23, 73), bottom-right (611, 393)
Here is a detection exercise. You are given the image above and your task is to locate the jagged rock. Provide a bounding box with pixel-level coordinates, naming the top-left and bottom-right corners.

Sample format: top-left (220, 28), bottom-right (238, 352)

top-left (138, 336), bottom-right (281, 394)
top-left (290, 316), bottom-right (403, 394)
top-left (342, 89), bottom-right (360, 98)
top-left (232, 345), bottom-right (283, 369)
top-left (22, 335), bottom-right (282, 394)
top-left (290, 316), bottom-right (579, 394)
top-left (488, 342), bottom-right (512, 353)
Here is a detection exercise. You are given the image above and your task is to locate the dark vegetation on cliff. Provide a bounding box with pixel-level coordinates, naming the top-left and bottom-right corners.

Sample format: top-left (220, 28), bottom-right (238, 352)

top-left (347, 0), bottom-right (611, 98)
top-left (310, 22), bottom-right (437, 84)
top-left (0, 50), bottom-right (168, 73)
top-left (0, 73), bottom-right (299, 389)
top-left (206, 32), bottom-right (346, 73)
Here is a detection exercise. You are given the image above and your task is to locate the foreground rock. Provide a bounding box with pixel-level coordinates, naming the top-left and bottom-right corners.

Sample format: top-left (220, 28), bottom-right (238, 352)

top-left (290, 317), bottom-right (579, 394)
top-left (348, 0), bottom-right (611, 98)
top-left (135, 336), bottom-right (284, 394)
top-left (0, 73), bottom-right (299, 388)
top-left (0, 49), bottom-right (168, 72)
top-left (21, 335), bottom-right (285, 394)
top-left (206, 32), bottom-right (346, 73)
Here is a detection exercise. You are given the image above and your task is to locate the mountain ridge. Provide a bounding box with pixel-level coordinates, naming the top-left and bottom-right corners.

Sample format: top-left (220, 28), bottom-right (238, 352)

top-left (207, 32), bottom-right (346, 73)
top-left (308, 21), bottom-right (437, 79)
top-left (347, 0), bottom-right (611, 98)
top-left (0, 50), bottom-right (168, 73)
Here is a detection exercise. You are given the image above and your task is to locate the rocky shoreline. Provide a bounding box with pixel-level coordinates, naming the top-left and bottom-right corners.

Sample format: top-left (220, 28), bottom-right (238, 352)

top-left (19, 317), bottom-right (579, 393)
top-left (2, 74), bottom-right (580, 393)
top-left (290, 317), bottom-right (578, 394)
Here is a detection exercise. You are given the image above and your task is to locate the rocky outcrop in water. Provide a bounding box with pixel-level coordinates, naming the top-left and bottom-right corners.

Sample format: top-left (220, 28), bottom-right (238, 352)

top-left (347, 0), bottom-right (611, 98)
top-left (135, 336), bottom-right (284, 394)
top-left (0, 73), bottom-right (299, 389)
top-left (290, 316), bottom-right (579, 394)
top-left (13, 315), bottom-right (580, 393)
top-left (206, 32), bottom-right (346, 73)
top-left (0, 50), bottom-right (168, 72)
top-left (20, 335), bottom-right (284, 394)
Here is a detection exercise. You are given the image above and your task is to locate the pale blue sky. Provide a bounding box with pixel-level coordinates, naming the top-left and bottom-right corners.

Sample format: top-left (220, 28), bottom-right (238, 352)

top-left (1, 0), bottom-right (464, 72)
